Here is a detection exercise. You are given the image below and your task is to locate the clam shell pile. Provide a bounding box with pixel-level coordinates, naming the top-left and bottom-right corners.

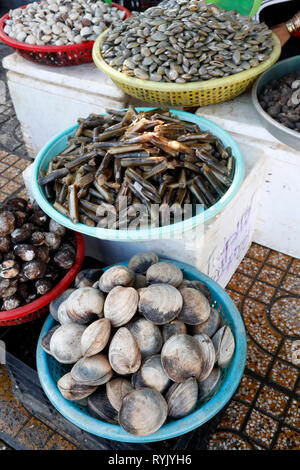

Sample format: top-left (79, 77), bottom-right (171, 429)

top-left (102, 0), bottom-right (274, 83)
top-left (43, 252), bottom-right (235, 436)
top-left (4, 0), bottom-right (126, 46)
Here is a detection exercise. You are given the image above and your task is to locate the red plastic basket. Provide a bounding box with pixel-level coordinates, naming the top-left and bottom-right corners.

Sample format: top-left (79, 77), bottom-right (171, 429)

top-left (0, 3), bottom-right (131, 66)
top-left (0, 232), bottom-right (85, 326)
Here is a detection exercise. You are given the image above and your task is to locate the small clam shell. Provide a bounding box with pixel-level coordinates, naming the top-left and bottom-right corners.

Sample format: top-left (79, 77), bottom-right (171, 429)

top-left (81, 318), bottom-right (111, 357)
top-left (99, 265), bottom-right (135, 293)
top-left (75, 269), bottom-right (103, 288)
top-left (87, 387), bottom-right (118, 424)
top-left (57, 372), bottom-right (97, 401)
top-left (41, 325), bottom-right (60, 354)
top-left (50, 324), bottom-right (86, 364)
top-left (192, 307), bottom-right (221, 337)
top-left (165, 377), bottom-right (198, 419)
top-left (57, 300), bottom-right (73, 324)
top-left (108, 327), bottom-right (141, 375)
top-left (179, 279), bottom-right (212, 304)
top-left (146, 262), bottom-right (183, 287)
top-left (66, 287), bottom-right (104, 324)
top-left (129, 251), bottom-right (158, 274)
top-left (50, 288), bottom-right (75, 321)
top-left (71, 354), bottom-right (113, 386)
top-left (127, 317), bottom-right (162, 358)
top-left (161, 334), bottom-right (202, 383)
top-left (162, 320), bottom-right (187, 343)
top-left (138, 283), bottom-right (183, 325)
top-left (198, 367), bottom-right (222, 401)
top-left (104, 286), bottom-right (138, 327)
top-left (212, 325), bottom-right (235, 368)
top-left (132, 355), bottom-right (170, 393)
top-left (178, 287), bottom-right (210, 325)
top-left (119, 388), bottom-right (168, 436)
top-left (106, 378), bottom-right (133, 412)
top-left (193, 333), bottom-right (216, 382)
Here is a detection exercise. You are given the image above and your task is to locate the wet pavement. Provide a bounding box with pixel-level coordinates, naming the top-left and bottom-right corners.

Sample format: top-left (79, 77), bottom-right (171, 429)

top-left (0, 41), bottom-right (299, 450)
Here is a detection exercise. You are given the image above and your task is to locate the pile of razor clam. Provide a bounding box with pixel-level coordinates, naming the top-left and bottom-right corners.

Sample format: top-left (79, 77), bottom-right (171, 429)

top-left (42, 252), bottom-right (235, 436)
top-left (38, 108), bottom-right (235, 228)
top-left (101, 0), bottom-right (274, 83)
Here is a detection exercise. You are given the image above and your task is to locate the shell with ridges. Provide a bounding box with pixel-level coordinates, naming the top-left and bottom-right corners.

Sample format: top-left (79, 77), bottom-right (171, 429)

top-left (198, 367), bottom-right (222, 401)
top-left (41, 325), bottom-right (60, 354)
top-left (66, 287), bottom-right (104, 324)
top-left (193, 333), bottom-right (216, 382)
top-left (106, 378), bottom-right (133, 412)
top-left (50, 323), bottom-right (86, 364)
top-left (131, 355), bottom-right (170, 393)
top-left (127, 317), bottom-right (163, 358)
top-left (165, 377), bottom-right (198, 418)
top-left (104, 286), bottom-right (138, 327)
top-left (108, 327), bottom-right (141, 375)
top-left (146, 262), bottom-right (183, 287)
top-left (129, 251), bottom-right (158, 274)
top-left (178, 287), bottom-right (210, 325)
top-left (57, 372), bottom-right (97, 401)
top-left (212, 325), bottom-right (235, 368)
top-left (99, 265), bottom-right (135, 293)
top-left (119, 388), bottom-right (168, 436)
top-left (138, 283), bottom-right (183, 325)
top-left (161, 334), bottom-right (202, 383)
top-left (81, 318), bottom-right (111, 357)
top-left (192, 307), bottom-right (221, 337)
top-left (71, 353), bottom-right (113, 386)
top-left (162, 319), bottom-right (187, 343)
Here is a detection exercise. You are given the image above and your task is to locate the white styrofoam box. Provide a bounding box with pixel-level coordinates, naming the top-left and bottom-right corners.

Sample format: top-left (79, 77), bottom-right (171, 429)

top-left (83, 139), bottom-right (266, 288)
top-left (196, 92), bottom-right (300, 259)
top-left (2, 53), bottom-right (127, 157)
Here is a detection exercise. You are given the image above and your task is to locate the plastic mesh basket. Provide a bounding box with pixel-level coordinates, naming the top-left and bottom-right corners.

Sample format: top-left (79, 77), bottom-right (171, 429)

top-left (0, 3), bottom-right (131, 66)
top-left (0, 232), bottom-right (85, 326)
top-left (93, 32), bottom-right (281, 107)
top-left (36, 258), bottom-right (247, 443)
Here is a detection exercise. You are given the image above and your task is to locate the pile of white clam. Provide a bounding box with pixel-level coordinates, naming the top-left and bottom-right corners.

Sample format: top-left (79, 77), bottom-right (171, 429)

top-left (42, 252), bottom-right (235, 436)
top-left (4, 0), bottom-right (125, 46)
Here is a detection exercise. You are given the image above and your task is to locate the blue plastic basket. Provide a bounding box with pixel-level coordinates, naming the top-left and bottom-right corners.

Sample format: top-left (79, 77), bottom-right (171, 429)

top-left (31, 108), bottom-right (245, 242)
top-left (36, 258), bottom-right (247, 443)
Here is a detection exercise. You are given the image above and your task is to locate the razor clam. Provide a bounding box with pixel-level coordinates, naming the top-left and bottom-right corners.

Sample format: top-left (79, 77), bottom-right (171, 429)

top-left (178, 287), bottom-right (210, 325)
top-left (106, 378), bottom-right (133, 412)
top-left (162, 319), bottom-right (187, 343)
top-left (146, 262), bottom-right (183, 287)
top-left (119, 388), bottom-right (168, 436)
top-left (66, 287), bottom-right (104, 324)
top-left (81, 318), bottom-right (111, 357)
top-left (193, 307), bottom-right (221, 337)
top-left (71, 354), bottom-right (113, 386)
top-left (198, 367), bottom-right (222, 402)
top-left (104, 286), bottom-right (138, 327)
top-left (99, 265), bottom-right (135, 293)
top-left (58, 373), bottom-right (97, 402)
top-left (138, 283), bottom-right (183, 325)
top-left (128, 251), bottom-right (158, 274)
top-left (212, 325), bottom-right (235, 368)
top-left (161, 334), bottom-right (202, 383)
top-left (193, 333), bottom-right (216, 382)
top-left (132, 355), bottom-right (170, 393)
top-left (108, 327), bottom-right (141, 375)
top-left (127, 317), bottom-right (163, 358)
top-left (165, 377), bottom-right (198, 419)
top-left (50, 323), bottom-right (86, 364)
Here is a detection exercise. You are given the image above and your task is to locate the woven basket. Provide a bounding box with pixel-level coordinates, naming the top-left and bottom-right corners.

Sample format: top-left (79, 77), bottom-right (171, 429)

top-left (0, 2), bottom-right (131, 66)
top-left (93, 32), bottom-right (281, 107)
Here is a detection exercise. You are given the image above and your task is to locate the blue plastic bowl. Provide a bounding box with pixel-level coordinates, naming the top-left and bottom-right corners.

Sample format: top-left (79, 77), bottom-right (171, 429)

top-left (36, 258), bottom-right (247, 443)
top-left (31, 108), bottom-right (245, 241)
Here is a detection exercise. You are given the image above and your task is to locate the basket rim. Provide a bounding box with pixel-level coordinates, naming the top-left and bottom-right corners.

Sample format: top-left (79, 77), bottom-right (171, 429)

top-left (0, 232), bottom-right (85, 323)
top-left (36, 257), bottom-right (247, 443)
top-left (0, 3), bottom-right (131, 53)
top-left (93, 32), bottom-right (281, 92)
top-left (31, 108), bottom-right (245, 242)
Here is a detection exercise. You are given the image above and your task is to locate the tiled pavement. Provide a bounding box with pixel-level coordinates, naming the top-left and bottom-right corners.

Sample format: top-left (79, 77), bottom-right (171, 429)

top-left (0, 43), bottom-right (299, 451)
